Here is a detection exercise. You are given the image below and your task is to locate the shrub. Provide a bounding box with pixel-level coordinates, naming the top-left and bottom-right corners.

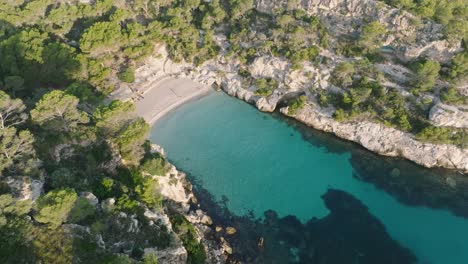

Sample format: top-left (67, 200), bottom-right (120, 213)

top-left (118, 67), bottom-right (135, 83)
top-left (136, 177), bottom-right (163, 209)
top-left (441, 87), bottom-right (468, 105)
top-left (287, 95), bottom-right (307, 115)
top-left (416, 126), bottom-right (467, 146)
top-left (332, 62), bottom-right (355, 87)
top-left (68, 197), bottom-right (95, 224)
top-left (410, 59), bottom-right (440, 93)
top-left (140, 156), bottom-right (170, 176)
top-left (358, 21), bottom-right (387, 53)
top-left (254, 78), bottom-right (278, 96)
top-left (34, 188), bottom-right (77, 229)
top-left (170, 214), bottom-right (206, 264)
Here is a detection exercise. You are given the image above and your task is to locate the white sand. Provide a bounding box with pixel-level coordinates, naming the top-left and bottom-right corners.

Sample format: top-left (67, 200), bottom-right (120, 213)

top-left (135, 78), bottom-right (212, 125)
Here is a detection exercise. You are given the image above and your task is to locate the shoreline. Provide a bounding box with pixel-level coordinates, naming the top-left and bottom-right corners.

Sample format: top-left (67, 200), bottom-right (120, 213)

top-left (135, 78), bottom-right (213, 125)
top-left (221, 84), bottom-right (468, 174)
top-left (134, 74), bottom-right (467, 173)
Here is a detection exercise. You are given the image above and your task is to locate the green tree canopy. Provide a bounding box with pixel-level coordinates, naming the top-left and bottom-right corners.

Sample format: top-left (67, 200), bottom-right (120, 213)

top-left (228, 0), bottom-right (254, 20)
top-left (68, 197), bottom-right (95, 224)
top-left (0, 128), bottom-right (36, 176)
top-left (115, 118), bottom-right (149, 163)
top-left (0, 29), bottom-right (79, 89)
top-left (33, 188), bottom-right (78, 229)
top-left (0, 91), bottom-right (27, 129)
top-left (31, 90), bottom-right (89, 133)
top-left (358, 21), bottom-right (387, 53)
top-left (410, 59), bottom-right (441, 93)
top-left (449, 51), bottom-right (468, 83)
top-left (80, 22), bottom-right (126, 55)
top-left (332, 62), bottom-right (355, 87)
top-left (93, 100), bottom-right (136, 136)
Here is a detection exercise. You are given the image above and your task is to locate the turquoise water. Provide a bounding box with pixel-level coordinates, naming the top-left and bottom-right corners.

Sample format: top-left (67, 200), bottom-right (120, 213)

top-left (150, 91), bottom-right (468, 264)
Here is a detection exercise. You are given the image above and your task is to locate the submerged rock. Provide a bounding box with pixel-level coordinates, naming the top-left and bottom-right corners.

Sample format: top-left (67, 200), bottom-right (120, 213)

top-left (225, 227), bottom-right (237, 235)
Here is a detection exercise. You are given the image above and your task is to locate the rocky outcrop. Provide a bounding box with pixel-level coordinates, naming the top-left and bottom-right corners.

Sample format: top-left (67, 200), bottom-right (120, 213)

top-left (80, 192), bottom-right (99, 206)
top-left (6, 177), bottom-right (43, 201)
top-left (144, 209), bottom-right (188, 264)
top-left (156, 165), bottom-right (193, 213)
top-left (280, 104), bottom-right (468, 173)
top-left (429, 103), bottom-right (468, 128)
top-left (256, 0), bottom-right (461, 62)
top-left (150, 144), bottom-right (228, 263)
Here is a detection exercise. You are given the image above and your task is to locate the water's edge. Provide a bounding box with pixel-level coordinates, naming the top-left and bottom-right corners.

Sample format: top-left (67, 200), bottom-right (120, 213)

top-left (151, 92), bottom-right (468, 263)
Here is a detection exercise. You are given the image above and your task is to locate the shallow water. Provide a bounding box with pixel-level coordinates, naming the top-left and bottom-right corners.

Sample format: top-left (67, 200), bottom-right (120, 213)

top-left (150, 91), bottom-right (468, 264)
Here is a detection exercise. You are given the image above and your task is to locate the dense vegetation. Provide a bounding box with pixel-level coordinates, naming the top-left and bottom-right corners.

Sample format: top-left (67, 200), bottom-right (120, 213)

top-left (383, 0), bottom-right (467, 43)
top-left (0, 0), bottom-right (211, 263)
top-left (0, 0), bottom-right (466, 262)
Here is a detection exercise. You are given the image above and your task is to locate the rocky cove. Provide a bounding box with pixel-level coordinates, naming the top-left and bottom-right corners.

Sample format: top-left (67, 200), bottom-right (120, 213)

top-left (150, 92), bottom-right (468, 263)
top-left (116, 0), bottom-right (467, 173)
top-left (1, 0), bottom-right (467, 263)
top-left (120, 44), bottom-right (467, 173)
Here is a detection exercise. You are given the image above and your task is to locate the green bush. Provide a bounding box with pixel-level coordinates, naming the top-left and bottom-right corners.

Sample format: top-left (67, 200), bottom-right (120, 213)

top-left (358, 21), bottom-right (387, 53)
top-left (410, 59), bottom-right (440, 94)
top-left (140, 156), bottom-right (170, 176)
top-left (68, 197), bottom-right (95, 224)
top-left (332, 62), bottom-right (355, 87)
top-left (441, 87), bottom-right (468, 105)
top-left (254, 78), bottom-right (278, 96)
top-left (416, 126), bottom-right (467, 146)
top-left (118, 67), bottom-right (135, 83)
top-left (34, 189), bottom-right (78, 229)
top-left (287, 95), bottom-right (307, 115)
top-left (170, 214), bottom-right (206, 264)
top-left (136, 177), bottom-right (163, 209)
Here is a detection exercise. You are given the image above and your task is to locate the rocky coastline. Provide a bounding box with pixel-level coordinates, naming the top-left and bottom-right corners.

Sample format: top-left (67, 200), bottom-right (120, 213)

top-left (222, 82), bottom-right (468, 173)
top-left (126, 44), bottom-right (467, 173)
top-left (146, 145), bottom-right (232, 263)
top-left (125, 0), bottom-right (467, 174)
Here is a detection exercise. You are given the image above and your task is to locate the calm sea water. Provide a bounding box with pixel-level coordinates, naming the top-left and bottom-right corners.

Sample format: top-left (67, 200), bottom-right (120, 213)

top-left (150, 91), bottom-right (468, 264)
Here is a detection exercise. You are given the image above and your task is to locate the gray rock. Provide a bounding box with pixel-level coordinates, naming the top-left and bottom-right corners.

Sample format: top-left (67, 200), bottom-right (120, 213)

top-left (80, 192), bottom-right (99, 206)
top-left (281, 105), bottom-right (468, 173)
top-left (429, 103), bottom-right (468, 128)
top-left (101, 198), bottom-right (115, 213)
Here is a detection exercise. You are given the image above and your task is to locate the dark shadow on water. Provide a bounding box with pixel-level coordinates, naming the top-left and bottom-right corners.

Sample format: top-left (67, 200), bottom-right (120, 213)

top-left (190, 179), bottom-right (417, 264)
top-left (272, 112), bottom-right (468, 218)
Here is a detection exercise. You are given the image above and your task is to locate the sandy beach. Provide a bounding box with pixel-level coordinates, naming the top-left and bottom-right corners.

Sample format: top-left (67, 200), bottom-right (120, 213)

top-left (135, 78), bottom-right (213, 125)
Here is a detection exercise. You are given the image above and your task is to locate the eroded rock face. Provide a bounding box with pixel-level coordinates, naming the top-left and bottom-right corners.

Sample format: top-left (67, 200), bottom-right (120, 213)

top-left (157, 166), bottom-right (193, 213)
top-left (148, 144), bottom-right (227, 263)
top-left (6, 177), bottom-right (43, 201)
top-left (143, 209), bottom-right (189, 264)
top-left (281, 104), bottom-right (468, 173)
top-left (429, 103), bottom-right (468, 128)
top-left (249, 56), bottom-right (289, 81)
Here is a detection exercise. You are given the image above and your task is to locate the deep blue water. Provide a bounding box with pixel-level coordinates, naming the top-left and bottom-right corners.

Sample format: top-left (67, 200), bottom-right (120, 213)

top-left (150, 91), bottom-right (468, 264)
